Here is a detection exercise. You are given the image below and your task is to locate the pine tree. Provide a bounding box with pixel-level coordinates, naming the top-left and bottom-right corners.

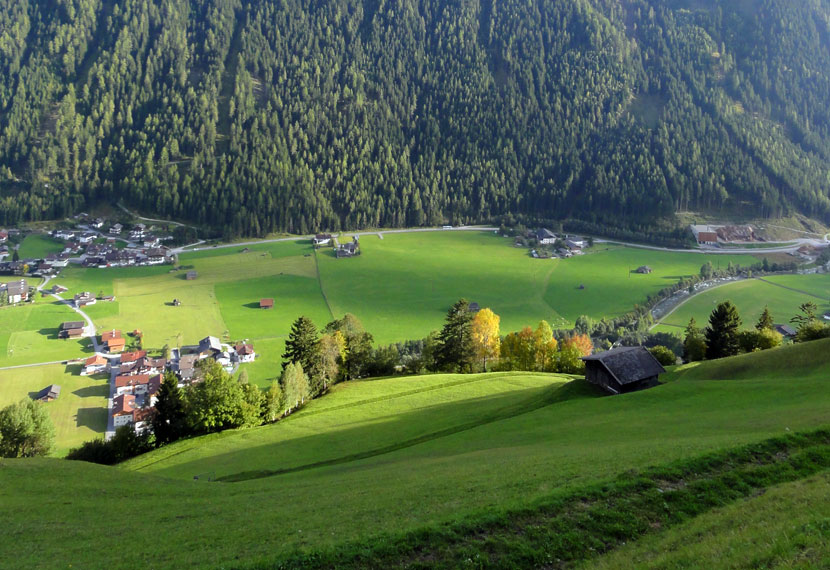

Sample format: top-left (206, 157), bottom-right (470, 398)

top-left (705, 301), bottom-right (742, 359)
top-left (436, 299), bottom-right (475, 372)
top-left (683, 317), bottom-right (706, 362)
top-left (282, 316), bottom-right (320, 373)
top-left (151, 371), bottom-right (187, 445)
top-left (756, 306), bottom-right (774, 331)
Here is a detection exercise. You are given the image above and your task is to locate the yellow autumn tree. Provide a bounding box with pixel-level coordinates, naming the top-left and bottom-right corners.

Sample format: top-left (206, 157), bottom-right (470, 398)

top-left (471, 308), bottom-right (500, 370)
top-left (533, 320), bottom-right (558, 371)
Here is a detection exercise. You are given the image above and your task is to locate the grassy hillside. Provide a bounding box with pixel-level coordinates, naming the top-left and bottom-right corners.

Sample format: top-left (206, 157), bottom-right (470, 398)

top-left (586, 472), bottom-right (830, 570)
top-left (1, 340), bottom-right (828, 568)
top-left (653, 274), bottom-right (830, 336)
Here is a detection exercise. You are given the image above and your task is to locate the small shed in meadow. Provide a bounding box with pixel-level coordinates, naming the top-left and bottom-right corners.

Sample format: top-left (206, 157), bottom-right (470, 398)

top-left (260, 298), bottom-right (274, 309)
top-left (186, 270), bottom-right (198, 280)
top-left (36, 384), bottom-right (61, 402)
top-left (581, 346), bottom-right (665, 395)
top-left (635, 265), bottom-right (653, 274)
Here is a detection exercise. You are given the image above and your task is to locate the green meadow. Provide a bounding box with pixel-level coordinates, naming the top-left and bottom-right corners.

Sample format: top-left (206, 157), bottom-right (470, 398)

top-left (16, 233), bottom-right (64, 259)
top-left (0, 364), bottom-right (108, 455)
top-left (0, 339), bottom-right (828, 569)
top-left (653, 275), bottom-right (830, 336)
top-left (18, 231), bottom-right (766, 387)
top-left (0, 301), bottom-right (91, 366)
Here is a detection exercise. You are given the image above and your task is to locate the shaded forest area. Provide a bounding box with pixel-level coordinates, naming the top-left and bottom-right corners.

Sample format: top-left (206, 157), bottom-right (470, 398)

top-left (1, 0), bottom-right (829, 237)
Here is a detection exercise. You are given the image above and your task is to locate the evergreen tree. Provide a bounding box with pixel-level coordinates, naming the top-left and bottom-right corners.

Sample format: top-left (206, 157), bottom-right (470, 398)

top-left (282, 316), bottom-right (320, 373)
top-left (436, 299), bottom-right (475, 372)
top-left (705, 301), bottom-right (743, 359)
top-left (151, 371), bottom-right (187, 445)
top-left (756, 306), bottom-right (774, 332)
top-left (683, 317), bottom-right (706, 362)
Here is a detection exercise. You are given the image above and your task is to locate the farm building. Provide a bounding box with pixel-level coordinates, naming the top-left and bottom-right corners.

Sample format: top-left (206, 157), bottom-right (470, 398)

top-left (186, 270), bottom-right (198, 280)
top-left (313, 233), bottom-right (333, 246)
top-left (468, 302), bottom-right (481, 313)
top-left (73, 291), bottom-right (96, 307)
top-left (690, 225), bottom-right (719, 245)
top-left (337, 239), bottom-right (360, 258)
top-left (536, 228), bottom-right (557, 245)
top-left (775, 324), bottom-right (797, 338)
top-left (581, 346), bottom-right (665, 395)
top-left (565, 238), bottom-right (584, 250)
top-left (260, 298), bottom-right (274, 309)
top-left (59, 321), bottom-right (85, 339)
top-left (35, 384), bottom-right (61, 402)
top-left (635, 266), bottom-right (653, 274)
top-left (120, 350), bottom-right (147, 364)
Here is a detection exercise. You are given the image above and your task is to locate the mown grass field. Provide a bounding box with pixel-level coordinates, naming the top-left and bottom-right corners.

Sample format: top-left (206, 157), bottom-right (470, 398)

top-left (1, 340), bottom-right (827, 569)
top-left (653, 275), bottom-right (830, 336)
top-left (0, 364), bottom-right (108, 455)
top-left (16, 233), bottom-right (64, 259)
top-left (0, 300), bottom-right (91, 366)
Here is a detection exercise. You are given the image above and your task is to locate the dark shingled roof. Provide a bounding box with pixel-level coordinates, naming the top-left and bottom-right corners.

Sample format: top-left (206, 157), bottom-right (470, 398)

top-left (582, 346), bottom-right (665, 385)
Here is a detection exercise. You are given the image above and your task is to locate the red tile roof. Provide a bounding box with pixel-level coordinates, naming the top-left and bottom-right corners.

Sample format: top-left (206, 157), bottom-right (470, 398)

top-left (112, 394), bottom-right (135, 416)
top-left (120, 350), bottom-right (147, 363)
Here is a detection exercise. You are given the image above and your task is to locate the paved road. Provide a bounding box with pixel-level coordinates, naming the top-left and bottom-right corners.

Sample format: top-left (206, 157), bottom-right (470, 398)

top-left (118, 203), bottom-right (198, 229)
top-left (596, 236), bottom-right (827, 255)
top-left (0, 359), bottom-right (69, 371)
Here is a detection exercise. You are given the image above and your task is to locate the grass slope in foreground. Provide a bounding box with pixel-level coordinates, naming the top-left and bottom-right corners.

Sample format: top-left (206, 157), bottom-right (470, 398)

top-left (1, 340), bottom-right (828, 568)
top-left (585, 472), bottom-right (830, 570)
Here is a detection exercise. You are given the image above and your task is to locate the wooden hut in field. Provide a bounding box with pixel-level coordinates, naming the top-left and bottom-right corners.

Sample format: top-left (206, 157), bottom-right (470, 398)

top-left (581, 346), bottom-right (665, 395)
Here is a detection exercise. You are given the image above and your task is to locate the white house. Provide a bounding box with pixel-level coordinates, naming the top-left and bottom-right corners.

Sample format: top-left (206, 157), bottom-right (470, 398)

top-left (54, 229), bottom-right (75, 240)
top-left (235, 343), bottom-right (256, 363)
top-left (112, 394), bottom-right (136, 427)
top-left (313, 233), bottom-right (333, 246)
top-left (109, 223), bottom-right (123, 235)
top-left (78, 232), bottom-right (96, 244)
top-left (3, 279), bottom-right (29, 303)
top-left (82, 355), bottom-right (109, 376)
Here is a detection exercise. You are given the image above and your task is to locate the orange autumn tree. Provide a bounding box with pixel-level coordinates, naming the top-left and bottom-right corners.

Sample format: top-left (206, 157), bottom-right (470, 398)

top-left (559, 333), bottom-right (593, 374)
top-left (471, 308), bottom-right (501, 370)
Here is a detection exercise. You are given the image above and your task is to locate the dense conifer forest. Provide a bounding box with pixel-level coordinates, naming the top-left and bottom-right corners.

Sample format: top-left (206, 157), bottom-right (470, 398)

top-left (1, 0), bottom-right (829, 236)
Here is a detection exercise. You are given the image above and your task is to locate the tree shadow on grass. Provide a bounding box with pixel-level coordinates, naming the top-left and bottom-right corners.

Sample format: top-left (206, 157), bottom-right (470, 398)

top-left (73, 384), bottom-right (108, 398)
top-left (75, 407), bottom-right (107, 431)
top-left (38, 327), bottom-right (61, 340)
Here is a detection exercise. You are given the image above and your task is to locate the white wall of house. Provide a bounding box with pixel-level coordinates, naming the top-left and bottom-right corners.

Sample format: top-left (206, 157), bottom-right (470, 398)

top-left (113, 413), bottom-right (133, 427)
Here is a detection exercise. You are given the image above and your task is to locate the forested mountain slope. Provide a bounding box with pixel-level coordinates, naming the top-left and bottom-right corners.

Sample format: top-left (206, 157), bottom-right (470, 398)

top-left (1, 0), bottom-right (830, 236)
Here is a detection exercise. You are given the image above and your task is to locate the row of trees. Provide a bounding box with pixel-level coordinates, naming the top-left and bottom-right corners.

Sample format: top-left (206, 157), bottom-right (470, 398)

top-left (683, 301), bottom-right (830, 363)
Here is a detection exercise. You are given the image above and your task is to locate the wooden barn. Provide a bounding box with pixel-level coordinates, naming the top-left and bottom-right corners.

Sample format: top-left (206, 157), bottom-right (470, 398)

top-left (581, 346), bottom-right (665, 395)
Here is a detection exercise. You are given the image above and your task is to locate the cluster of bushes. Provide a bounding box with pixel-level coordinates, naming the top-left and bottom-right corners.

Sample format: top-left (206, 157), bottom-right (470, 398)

top-left (0, 399), bottom-right (55, 458)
